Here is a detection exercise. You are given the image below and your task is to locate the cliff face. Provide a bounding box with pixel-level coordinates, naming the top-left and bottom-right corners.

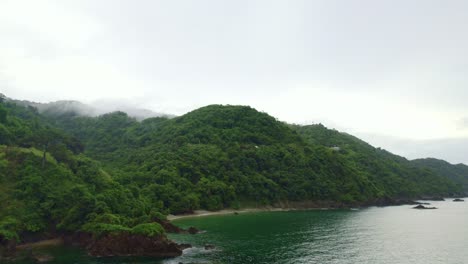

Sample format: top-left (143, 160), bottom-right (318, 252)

top-left (0, 238), bottom-right (16, 260)
top-left (86, 233), bottom-right (186, 258)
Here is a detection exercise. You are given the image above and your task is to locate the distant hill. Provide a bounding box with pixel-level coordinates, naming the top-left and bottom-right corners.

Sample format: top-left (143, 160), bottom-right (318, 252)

top-left (8, 97), bottom-right (173, 120)
top-left (293, 124), bottom-right (467, 194)
top-left (411, 158), bottom-right (468, 192)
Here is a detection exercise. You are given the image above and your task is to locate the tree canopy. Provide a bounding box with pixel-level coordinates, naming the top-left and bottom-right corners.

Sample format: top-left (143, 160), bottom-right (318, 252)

top-left (0, 98), bottom-right (466, 245)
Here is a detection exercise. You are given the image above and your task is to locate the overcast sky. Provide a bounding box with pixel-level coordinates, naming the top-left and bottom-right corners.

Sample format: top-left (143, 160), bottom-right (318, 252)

top-left (1, 0), bottom-right (468, 164)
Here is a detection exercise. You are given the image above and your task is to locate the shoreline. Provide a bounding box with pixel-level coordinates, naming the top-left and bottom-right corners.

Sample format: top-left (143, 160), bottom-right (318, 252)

top-left (16, 238), bottom-right (64, 250)
top-left (168, 200), bottom-right (357, 221)
top-left (168, 197), bottom-right (466, 221)
top-left (167, 207), bottom-right (332, 221)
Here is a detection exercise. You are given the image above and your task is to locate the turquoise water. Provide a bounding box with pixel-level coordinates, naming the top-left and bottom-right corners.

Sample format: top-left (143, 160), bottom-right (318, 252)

top-left (9, 199), bottom-right (468, 264)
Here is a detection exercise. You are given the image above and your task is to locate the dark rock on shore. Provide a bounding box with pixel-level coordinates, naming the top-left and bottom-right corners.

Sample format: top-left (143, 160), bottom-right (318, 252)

top-left (453, 198), bottom-right (464, 202)
top-left (155, 218), bottom-right (200, 234)
top-left (413, 204), bottom-right (437, 209)
top-left (178, 243), bottom-right (192, 250)
top-left (155, 219), bottom-right (187, 233)
top-left (368, 197), bottom-right (422, 207)
top-left (87, 233), bottom-right (186, 258)
top-left (0, 238), bottom-right (16, 260)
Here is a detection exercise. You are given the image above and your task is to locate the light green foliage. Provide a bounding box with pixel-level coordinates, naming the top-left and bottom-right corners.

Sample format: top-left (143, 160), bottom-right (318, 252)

top-left (0, 217), bottom-right (20, 242)
top-left (82, 221), bottom-right (164, 237)
top-left (83, 217), bottom-right (164, 238)
top-left (131, 223), bottom-right (164, 237)
top-left (82, 223), bottom-right (131, 236)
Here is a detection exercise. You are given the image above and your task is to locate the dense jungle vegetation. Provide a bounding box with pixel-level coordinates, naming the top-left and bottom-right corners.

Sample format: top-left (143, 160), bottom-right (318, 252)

top-left (0, 96), bottom-right (466, 245)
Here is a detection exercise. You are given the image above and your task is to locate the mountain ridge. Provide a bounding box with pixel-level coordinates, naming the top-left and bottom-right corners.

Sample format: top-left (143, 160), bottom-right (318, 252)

top-left (1, 95), bottom-right (467, 259)
top-left (6, 96), bottom-right (173, 121)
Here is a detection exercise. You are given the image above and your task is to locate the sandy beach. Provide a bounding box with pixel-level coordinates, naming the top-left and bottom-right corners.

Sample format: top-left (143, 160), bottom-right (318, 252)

top-left (16, 238), bottom-right (63, 250)
top-left (167, 207), bottom-right (322, 221)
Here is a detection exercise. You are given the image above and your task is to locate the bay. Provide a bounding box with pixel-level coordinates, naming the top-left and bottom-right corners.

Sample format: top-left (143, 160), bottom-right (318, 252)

top-left (9, 199), bottom-right (467, 264)
top-left (168, 199), bottom-right (467, 264)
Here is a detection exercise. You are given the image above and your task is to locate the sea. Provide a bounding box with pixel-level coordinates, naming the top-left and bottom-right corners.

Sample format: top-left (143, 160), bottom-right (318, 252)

top-left (10, 198), bottom-right (468, 264)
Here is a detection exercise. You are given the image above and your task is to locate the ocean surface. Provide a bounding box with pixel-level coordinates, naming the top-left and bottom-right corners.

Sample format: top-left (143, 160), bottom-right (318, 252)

top-left (11, 199), bottom-right (468, 264)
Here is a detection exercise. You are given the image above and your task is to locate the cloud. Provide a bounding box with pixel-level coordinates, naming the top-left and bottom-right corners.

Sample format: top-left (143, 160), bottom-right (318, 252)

top-left (1, 0), bottom-right (468, 163)
top-left (457, 117), bottom-right (468, 130)
top-left (355, 132), bottom-right (468, 165)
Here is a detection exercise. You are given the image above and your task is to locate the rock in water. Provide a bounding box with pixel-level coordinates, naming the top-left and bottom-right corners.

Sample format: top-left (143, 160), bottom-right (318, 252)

top-left (413, 204), bottom-right (437, 209)
top-left (204, 244), bottom-right (215, 250)
top-left (87, 233), bottom-right (187, 257)
top-left (178, 243), bottom-right (192, 250)
top-left (33, 253), bottom-right (54, 263)
top-left (187, 227), bottom-right (200, 234)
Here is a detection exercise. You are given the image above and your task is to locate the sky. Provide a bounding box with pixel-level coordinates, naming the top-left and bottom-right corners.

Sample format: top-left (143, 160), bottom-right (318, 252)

top-left (1, 0), bottom-right (468, 164)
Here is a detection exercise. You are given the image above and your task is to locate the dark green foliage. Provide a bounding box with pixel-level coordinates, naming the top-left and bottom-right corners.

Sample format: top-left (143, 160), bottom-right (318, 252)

top-left (51, 103), bottom-right (463, 210)
top-left (0, 104), bottom-right (7, 124)
top-left (82, 222), bottom-right (164, 237)
top-left (293, 124), bottom-right (463, 197)
top-left (0, 100), bottom-right (164, 244)
top-left (0, 98), bottom-right (465, 247)
top-left (55, 105), bottom-right (385, 211)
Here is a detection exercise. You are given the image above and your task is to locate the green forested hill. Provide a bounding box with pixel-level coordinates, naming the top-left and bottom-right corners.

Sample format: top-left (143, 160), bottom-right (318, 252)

top-left (50, 104), bottom-right (462, 208)
top-left (411, 158), bottom-right (468, 192)
top-left (293, 124), bottom-right (464, 196)
top-left (0, 99), bottom-right (164, 248)
top-left (0, 97), bottom-right (465, 247)
top-left (51, 105), bottom-right (384, 211)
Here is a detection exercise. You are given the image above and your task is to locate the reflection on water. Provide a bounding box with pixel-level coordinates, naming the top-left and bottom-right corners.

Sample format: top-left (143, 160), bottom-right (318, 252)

top-left (8, 199), bottom-right (468, 264)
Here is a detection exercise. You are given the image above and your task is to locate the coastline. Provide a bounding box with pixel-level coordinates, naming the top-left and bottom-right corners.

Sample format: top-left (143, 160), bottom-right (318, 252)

top-left (168, 207), bottom-right (330, 221)
top-left (16, 238), bottom-right (63, 250)
top-left (168, 200), bottom-right (355, 221)
top-left (167, 197), bottom-right (453, 221)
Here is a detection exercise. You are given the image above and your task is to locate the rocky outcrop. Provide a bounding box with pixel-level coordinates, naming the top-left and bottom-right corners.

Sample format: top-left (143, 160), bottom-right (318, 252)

top-left (453, 198), bottom-right (464, 202)
top-left (86, 233), bottom-right (188, 257)
top-left (204, 244), bottom-right (215, 250)
top-left (0, 238), bottom-right (16, 260)
top-left (365, 197), bottom-right (423, 207)
top-left (187, 227), bottom-right (200, 234)
top-left (413, 204), bottom-right (437, 209)
top-left (155, 218), bottom-right (200, 234)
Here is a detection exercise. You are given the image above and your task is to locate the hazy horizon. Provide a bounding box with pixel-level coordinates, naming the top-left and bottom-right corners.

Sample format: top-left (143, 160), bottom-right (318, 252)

top-left (2, 0), bottom-right (468, 164)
